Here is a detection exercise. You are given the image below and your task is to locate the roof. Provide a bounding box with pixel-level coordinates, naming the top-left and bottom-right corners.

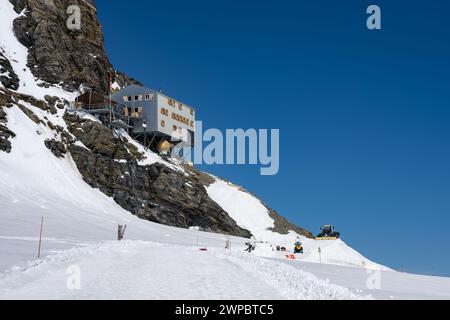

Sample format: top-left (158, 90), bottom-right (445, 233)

top-left (111, 85), bottom-right (194, 110)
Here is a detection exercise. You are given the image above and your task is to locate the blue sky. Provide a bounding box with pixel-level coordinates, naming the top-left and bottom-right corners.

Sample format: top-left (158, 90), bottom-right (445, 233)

top-left (96, 0), bottom-right (450, 276)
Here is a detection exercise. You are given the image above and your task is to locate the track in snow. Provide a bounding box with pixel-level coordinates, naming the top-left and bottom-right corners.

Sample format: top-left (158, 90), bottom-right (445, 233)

top-left (0, 241), bottom-right (368, 300)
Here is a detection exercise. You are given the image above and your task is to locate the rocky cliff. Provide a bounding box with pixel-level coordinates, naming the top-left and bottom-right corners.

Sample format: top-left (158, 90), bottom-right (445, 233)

top-left (9, 0), bottom-right (139, 93)
top-left (0, 0), bottom-right (313, 239)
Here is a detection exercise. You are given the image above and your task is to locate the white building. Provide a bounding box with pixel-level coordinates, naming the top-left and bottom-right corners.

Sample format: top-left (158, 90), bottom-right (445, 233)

top-left (111, 85), bottom-right (195, 147)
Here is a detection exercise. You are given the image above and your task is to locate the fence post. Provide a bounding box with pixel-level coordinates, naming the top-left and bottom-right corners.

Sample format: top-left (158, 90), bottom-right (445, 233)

top-left (37, 217), bottom-right (44, 259)
top-left (118, 224), bottom-right (127, 241)
top-left (318, 246), bottom-right (322, 264)
top-left (225, 237), bottom-right (231, 250)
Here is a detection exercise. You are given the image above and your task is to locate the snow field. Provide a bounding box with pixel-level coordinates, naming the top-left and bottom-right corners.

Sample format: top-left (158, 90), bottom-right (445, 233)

top-left (0, 241), bottom-right (370, 300)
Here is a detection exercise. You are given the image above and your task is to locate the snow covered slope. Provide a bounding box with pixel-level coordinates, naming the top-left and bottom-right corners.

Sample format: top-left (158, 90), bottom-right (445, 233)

top-left (1, 0), bottom-right (450, 300)
top-left (0, 0), bottom-right (383, 272)
top-left (0, 104), bottom-right (372, 300)
top-left (207, 179), bottom-right (388, 270)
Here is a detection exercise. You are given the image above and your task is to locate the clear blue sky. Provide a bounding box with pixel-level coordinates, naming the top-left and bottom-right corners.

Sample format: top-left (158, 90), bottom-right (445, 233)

top-left (96, 0), bottom-right (450, 276)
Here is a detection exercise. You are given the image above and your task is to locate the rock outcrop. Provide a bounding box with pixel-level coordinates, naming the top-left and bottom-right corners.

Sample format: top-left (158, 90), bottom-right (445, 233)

top-left (0, 90), bottom-right (16, 153)
top-left (268, 209), bottom-right (313, 238)
top-left (44, 139), bottom-right (67, 158)
top-left (0, 52), bottom-right (19, 90)
top-left (64, 115), bottom-right (251, 237)
top-left (9, 0), bottom-right (140, 93)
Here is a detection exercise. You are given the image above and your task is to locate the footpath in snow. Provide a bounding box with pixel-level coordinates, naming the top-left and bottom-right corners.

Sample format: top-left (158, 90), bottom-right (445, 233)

top-left (0, 241), bottom-right (369, 300)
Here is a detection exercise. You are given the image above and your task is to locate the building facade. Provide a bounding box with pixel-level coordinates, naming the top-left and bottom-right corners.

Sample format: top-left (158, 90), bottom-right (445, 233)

top-left (111, 85), bottom-right (195, 146)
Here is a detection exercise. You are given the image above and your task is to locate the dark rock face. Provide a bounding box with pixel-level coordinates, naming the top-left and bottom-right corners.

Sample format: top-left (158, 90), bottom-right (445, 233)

top-left (0, 91), bottom-right (16, 153)
top-left (45, 139), bottom-right (67, 158)
top-left (0, 52), bottom-right (20, 90)
top-left (16, 103), bottom-right (40, 124)
top-left (0, 123), bottom-right (16, 153)
top-left (70, 145), bottom-right (251, 237)
top-left (9, 0), bottom-right (140, 94)
top-left (268, 209), bottom-right (313, 238)
top-left (64, 115), bottom-right (251, 237)
top-left (66, 118), bottom-right (137, 161)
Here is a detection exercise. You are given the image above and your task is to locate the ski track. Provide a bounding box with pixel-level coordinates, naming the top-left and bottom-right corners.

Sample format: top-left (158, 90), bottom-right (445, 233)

top-left (0, 241), bottom-right (369, 300)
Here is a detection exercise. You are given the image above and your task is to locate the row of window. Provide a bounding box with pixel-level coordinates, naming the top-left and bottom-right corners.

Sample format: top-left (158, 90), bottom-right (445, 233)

top-left (123, 94), bottom-right (153, 102)
top-left (160, 121), bottom-right (184, 135)
top-left (168, 98), bottom-right (195, 116)
top-left (168, 98), bottom-right (181, 109)
top-left (123, 107), bottom-right (143, 117)
top-left (172, 112), bottom-right (193, 127)
top-left (161, 121), bottom-right (194, 131)
top-left (160, 108), bottom-right (194, 128)
top-left (160, 108), bottom-right (169, 117)
top-left (122, 95), bottom-right (194, 116)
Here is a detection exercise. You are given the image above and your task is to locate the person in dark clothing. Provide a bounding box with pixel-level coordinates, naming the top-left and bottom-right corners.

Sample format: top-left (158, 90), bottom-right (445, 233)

top-left (245, 242), bottom-right (255, 253)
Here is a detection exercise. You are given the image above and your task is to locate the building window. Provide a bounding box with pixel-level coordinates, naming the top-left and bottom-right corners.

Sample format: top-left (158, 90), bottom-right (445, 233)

top-left (173, 125), bottom-right (177, 132)
top-left (160, 108), bottom-right (168, 116)
top-left (190, 109), bottom-right (194, 116)
top-left (190, 120), bottom-right (194, 127)
top-left (145, 94), bottom-right (150, 101)
top-left (134, 107), bottom-right (139, 113)
top-left (161, 120), bottom-right (165, 127)
top-left (168, 98), bottom-right (175, 107)
top-left (178, 103), bottom-right (183, 111)
top-left (125, 96), bottom-right (132, 102)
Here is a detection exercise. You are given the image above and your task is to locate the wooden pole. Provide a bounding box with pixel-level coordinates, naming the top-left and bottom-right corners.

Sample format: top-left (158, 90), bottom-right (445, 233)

top-left (37, 217), bottom-right (44, 259)
top-left (118, 224), bottom-right (127, 241)
top-left (318, 246), bottom-right (322, 264)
